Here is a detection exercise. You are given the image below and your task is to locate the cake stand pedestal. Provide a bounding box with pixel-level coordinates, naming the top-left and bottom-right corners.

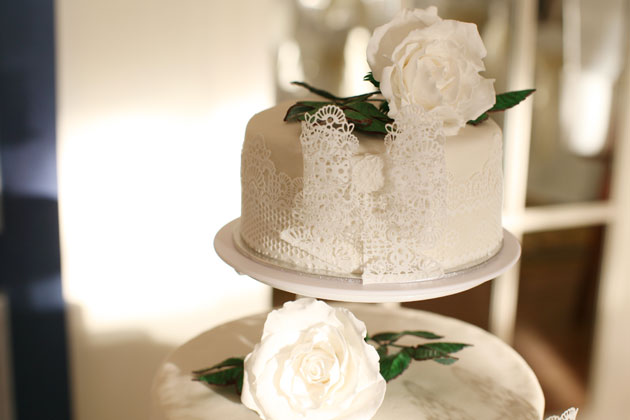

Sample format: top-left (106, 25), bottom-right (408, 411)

top-left (214, 218), bottom-right (521, 303)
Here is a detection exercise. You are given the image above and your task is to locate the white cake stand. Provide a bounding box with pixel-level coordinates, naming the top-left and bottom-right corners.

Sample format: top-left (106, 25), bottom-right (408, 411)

top-left (214, 218), bottom-right (520, 303)
top-left (151, 305), bottom-right (544, 420)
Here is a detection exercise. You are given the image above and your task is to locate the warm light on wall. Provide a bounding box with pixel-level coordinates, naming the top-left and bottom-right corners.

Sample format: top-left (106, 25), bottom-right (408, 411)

top-left (56, 1), bottom-right (277, 419)
top-left (560, 0), bottom-right (625, 157)
top-left (560, 70), bottom-right (612, 156)
top-left (342, 26), bottom-right (372, 96)
top-left (59, 99), bottom-right (272, 344)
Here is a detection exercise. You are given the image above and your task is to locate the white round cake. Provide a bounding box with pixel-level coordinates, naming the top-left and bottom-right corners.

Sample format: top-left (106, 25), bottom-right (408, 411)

top-left (151, 305), bottom-right (544, 420)
top-left (239, 102), bottom-right (503, 283)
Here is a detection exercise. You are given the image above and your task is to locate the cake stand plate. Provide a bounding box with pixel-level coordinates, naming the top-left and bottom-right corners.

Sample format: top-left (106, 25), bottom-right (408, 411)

top-left (214, 219), bottom-right (521, 303)
top-left (151, 305), bottom-right (544, 420)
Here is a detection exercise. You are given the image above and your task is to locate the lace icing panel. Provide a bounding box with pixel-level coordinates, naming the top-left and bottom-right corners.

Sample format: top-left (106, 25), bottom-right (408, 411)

top-left (240, 104), bottom-right (503, 283)
top-left (362, 106), bottom-right (448, 282)
top-left (546, 408), bottom-right (578, 420)
top-left (240, 134), bottom-right (337, 271)
top-left (281, 105), bottom-right (363, 272)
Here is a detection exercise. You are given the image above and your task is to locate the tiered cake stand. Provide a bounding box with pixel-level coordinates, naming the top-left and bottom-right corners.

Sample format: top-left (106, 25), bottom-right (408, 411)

top-left (214, 218), bottom-right (522, 302)
top-left (150, 219), bottom-right (545, 420)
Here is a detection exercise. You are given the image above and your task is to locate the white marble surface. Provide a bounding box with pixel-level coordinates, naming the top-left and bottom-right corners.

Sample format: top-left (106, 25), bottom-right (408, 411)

top-left (151, 305), bottom-right (544, 420)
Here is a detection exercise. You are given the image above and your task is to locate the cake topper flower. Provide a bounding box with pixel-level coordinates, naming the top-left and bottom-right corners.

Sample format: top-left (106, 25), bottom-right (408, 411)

top-left (367, 7), bottom-right (495, 135)
top-left (284, 7), bottom-right (534, 136)
top-left (193, 298), bottom-right (471, 420)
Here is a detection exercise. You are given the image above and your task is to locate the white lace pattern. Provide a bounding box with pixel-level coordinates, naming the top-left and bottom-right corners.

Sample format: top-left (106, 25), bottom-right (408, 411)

top-left (240, 104), bottom-right (503, 283)
top-left (546, 407), bottom-right (578, 420)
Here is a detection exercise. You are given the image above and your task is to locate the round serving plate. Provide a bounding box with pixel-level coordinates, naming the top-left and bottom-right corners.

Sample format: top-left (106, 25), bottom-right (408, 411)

top-left (151, 305), bottom-right (544, 420)
top-left (214, 218), bottom-right (521, 303)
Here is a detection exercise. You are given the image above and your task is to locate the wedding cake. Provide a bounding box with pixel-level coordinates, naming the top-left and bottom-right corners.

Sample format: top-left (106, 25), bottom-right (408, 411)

top-left (148, 7), bottom-right (572, 420)
top-left (237, 7), bottom-right (522, 284)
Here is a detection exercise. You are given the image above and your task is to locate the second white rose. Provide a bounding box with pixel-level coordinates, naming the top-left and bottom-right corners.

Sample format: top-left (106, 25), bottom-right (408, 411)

top-left (367, 7), bottom-right (496, 135)
top-left (241, 298), bottom-right (386, 420)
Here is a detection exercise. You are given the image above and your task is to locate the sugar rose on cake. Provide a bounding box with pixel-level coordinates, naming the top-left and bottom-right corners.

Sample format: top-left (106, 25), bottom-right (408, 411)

top-left (285, 7), bottom-right (534, 135)
top-left (367, 7), bottom-right (496, 135)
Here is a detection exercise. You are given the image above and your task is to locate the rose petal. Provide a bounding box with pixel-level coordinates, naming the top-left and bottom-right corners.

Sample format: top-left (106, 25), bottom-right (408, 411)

top-left (367, 7), bottom-right (495, 134)
top-left (366, 7), bottom-right (440, 81)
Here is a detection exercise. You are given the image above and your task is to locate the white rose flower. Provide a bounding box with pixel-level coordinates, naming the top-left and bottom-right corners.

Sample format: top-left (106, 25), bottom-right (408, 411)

top-left (367, 7), bottom-right (496, 135)
top-left (241, 298), bottom-right (386, 420)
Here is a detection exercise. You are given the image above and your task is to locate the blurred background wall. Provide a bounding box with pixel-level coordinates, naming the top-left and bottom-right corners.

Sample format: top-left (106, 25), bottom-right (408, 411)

top-left (0, 0), bottom-right (629, 419)
top-left (55, 1), bottom-right (275, 419)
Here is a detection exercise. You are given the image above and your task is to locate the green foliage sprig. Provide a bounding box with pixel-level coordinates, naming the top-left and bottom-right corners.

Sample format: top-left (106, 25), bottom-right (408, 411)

top-left (284, 81), bottom-right (391, 134)
top-left (284, 74), bottom-right (535, 135)
top-left (366, 330), bottom-right (470, 381)
top-left (192, 330), bottom-right (471, 394)
top-left (467, 89), bottom-right (536, 125)
top-left (193, 357), bottom-right (244, 394)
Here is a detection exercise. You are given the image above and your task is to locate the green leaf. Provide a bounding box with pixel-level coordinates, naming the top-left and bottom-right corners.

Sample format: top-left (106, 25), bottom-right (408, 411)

top-left (407, 342), bottom-right (470, 364)
top-left (370, 332), bottom-right (403, 343)
top-left (340, 91), bottom-right (380, 104)
top-left (467, 89), bottom-right (535, 125)
top-left (379, 349), bottom-right (412, 381)
top-left (360, 118), bottom-right (389, 134)
top-left (422, 342), bottom-right (470, 354)
top-left (407, 345), bottom-right (444, 361)
top-left (376, 345), bottom-right (388, 359)
top-left (283, 101), bottom-right (329, 122)
top-left (196, 365), bottom-right (244, 390)
top-left (344, 116), bottom-right (387, 135)
top-left (379, 100), bottom-right (389, 115)
top-left (291, 81), bottom-right (341, 101)
top-left (343, 109), bottom-right (373, 126)
top-left (403, 331), bottom-right (444, 340)
top-left (363, 72), bottom-right (380, 89)
top-left (192, 357), bottom-right (243, 374)
top-left (369, 330), bottom-right (443, 344)
top-left (489, 89), bottom-right (535, 112)
top-left (468, 113), bottom-right (489, 125)
top-left (335, 101), bottom-right (393, 134)
top-left (236, 372), bottom-right (244, 394)
top-left (192, 357), bottom-right (245, 394)
top-left (434, 357), bottom-right (458, 365)
top-left (343, 101), bottom-right (391, 121)
top-left (291, 81), bottom-right (380, 104)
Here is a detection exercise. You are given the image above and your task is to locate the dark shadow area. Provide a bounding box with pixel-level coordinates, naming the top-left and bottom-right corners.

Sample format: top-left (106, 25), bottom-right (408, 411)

top-left (0, 193), bottom-right (70, 420)
top-left (1, 0), bottom-right (70, 418)
top-left (403, 282), bottom-right (492, 330)
top-left (515, 227), bottom-right (602, 413)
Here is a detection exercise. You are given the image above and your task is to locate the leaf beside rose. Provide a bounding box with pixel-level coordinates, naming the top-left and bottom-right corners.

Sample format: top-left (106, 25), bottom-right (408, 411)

top-left (193, 329), bottom-right (471, 394)
top-left (285, 80), bottom-right (534, 136)
top-left (468, 89), bottom-right (536, 125)
top-left (193, 357), bottom-right (244, 394)
top-left (367, 330), bottom-right (470, 381)
top-left (284, 85), bottom-right (392, 135)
